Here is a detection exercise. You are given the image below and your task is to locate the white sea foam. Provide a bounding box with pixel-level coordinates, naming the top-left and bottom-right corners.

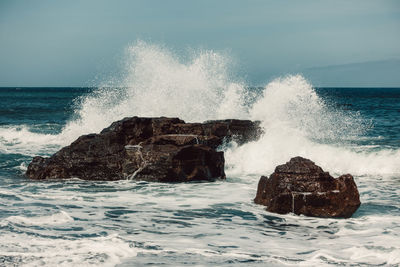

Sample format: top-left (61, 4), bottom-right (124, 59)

top-left (2, 211), bottom-right (73, 226)
top-left (225, 130), bottom-right (400, 177)
top-left (0, 125), bottom-right (61, 156)
top-left (0, 233), bottom-right (137, 267)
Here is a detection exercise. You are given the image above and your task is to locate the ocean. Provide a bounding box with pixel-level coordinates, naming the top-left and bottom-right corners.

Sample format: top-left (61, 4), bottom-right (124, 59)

top-left (0, 45), bottom-right (399, 266)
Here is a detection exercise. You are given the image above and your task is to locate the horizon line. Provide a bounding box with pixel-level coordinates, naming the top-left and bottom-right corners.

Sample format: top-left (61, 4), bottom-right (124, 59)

top-left (1, 86), bottom-right (400, 89)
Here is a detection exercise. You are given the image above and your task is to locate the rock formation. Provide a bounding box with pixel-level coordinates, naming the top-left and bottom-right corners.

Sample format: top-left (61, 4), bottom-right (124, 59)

top-left (26, 117), bottom-right (261, 182)
top-left (254, 157), bottom-right (361, 218)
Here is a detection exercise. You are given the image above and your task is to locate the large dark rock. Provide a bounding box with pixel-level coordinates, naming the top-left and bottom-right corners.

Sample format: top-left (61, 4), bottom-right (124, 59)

top-left (254, 157), bottom-right (361, 218)
top-left (26, 117), bottom-right (261, 181)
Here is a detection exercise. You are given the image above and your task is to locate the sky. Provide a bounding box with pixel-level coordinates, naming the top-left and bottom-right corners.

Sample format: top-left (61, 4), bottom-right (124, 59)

top-left (0, 0), bottom-right (399, 87)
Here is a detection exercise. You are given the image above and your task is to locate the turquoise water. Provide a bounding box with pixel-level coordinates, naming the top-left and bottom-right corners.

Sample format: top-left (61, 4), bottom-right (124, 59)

top-left (0, 84), bottom-right (399, 266)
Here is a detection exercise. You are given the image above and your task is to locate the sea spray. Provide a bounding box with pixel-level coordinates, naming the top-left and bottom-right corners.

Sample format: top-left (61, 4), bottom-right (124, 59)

top-left (60, 41), bottom-right (248, 143)
top-left (225, 75), bottom-right (400, 176)
top-left (61, 42), bottom-right (365, 145)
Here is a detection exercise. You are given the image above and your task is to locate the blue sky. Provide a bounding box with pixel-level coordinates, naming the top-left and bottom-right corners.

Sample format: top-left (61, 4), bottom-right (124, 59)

top-left (0, 0), bottom-right (399, 87)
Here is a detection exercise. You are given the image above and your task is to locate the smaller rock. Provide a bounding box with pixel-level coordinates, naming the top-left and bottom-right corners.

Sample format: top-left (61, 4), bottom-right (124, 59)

top-left (254, 157), bottom-right (361, 218)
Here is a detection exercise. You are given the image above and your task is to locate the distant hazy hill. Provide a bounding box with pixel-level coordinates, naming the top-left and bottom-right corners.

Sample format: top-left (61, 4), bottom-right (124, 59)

top-left (302, 59), bottom-right (400, 87)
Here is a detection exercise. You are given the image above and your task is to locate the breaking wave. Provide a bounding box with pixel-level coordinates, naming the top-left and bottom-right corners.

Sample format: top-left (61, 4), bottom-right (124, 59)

top-left (2, 41), bottom-right (399, 176)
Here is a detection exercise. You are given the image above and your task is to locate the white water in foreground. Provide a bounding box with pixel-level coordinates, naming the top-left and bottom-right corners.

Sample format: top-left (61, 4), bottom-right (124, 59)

top-left (0, 42), bottom-right (399, 266)
top-left (0, 177), bottom-right (399, 266)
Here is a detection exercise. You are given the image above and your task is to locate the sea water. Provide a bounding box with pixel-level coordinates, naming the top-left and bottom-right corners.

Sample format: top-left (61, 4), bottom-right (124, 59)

top-left (0, 42), bottom-right (399, 266)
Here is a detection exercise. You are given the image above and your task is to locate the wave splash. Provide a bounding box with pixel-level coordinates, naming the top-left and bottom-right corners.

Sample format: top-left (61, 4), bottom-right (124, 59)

top-left (61, 41), bottom-right (249, 140)
top-left (2, 41), bottom-right (399, 176)
top-left (226, 75), bottom-right (400, 176)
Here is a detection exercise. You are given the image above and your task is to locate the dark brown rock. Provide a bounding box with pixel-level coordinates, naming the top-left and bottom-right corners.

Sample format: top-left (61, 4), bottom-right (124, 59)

top-left (123, 142), bottom-right (225, 182)
top-left (202, 119), bottom-right (262, 146)
top-left (254, 157), bottom-right (361, 218)
top-left (26, 117), bottom-right (261, 181)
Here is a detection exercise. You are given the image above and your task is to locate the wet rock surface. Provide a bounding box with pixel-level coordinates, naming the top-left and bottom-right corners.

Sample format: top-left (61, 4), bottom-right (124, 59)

top-left (26, 117), bottom-right (261, 182)
top-left (254, 157), bottom-right (361, 218)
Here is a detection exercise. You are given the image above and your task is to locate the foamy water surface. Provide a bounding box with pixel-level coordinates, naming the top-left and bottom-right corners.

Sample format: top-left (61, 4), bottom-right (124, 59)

top-left (0, 42), bottom-right (399, 266)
